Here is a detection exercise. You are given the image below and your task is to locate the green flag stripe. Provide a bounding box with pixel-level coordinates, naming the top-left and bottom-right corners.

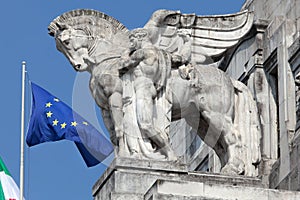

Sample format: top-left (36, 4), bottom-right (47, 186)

top-left (0, 181), bottom-right (5, 200)
top-left (0, 157), bottom-right (11, 176)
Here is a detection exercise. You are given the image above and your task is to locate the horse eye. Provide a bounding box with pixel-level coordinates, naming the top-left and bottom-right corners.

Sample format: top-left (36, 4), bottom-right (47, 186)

top-left (63, 39), bottom-right (70, 45)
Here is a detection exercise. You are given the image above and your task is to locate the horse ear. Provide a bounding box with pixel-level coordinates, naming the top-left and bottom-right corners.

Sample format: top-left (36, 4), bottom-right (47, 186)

top-left (56, 22), bottom-right (69, 31)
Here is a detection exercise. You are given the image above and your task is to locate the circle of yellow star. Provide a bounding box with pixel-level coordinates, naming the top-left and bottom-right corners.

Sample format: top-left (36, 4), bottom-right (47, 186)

top-left (46, 111), bottom-right (53, 118)
top-left (60, 122), bottom-right (67, 129)
top-left (71, 121), bottom-right (78, 127)
top-left (52, 119), bottom-right (59, 126)
top-left (45, 102), bottom-right (53, 108)
top-left (54, 98), bottom-right (60, 102)
top-left (82, 121), bottom-right (88, 126)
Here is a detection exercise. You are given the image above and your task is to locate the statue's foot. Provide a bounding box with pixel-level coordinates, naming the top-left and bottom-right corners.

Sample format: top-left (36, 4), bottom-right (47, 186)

top-left (168, 155), bottom-right (177, 162)
top-left (130, 151), bottom-right (143, 159)
top-left (118, 151), bottom-right (129, 157)
top-left (117, 146), bottom-right (130, 157)
top-left (144, 152), bottom-right (165, 160)
top-left (221, 164), bottom-right (239, 175)
top-left (165, 150), bottom-right (178, 162)
top-left (166, 156), bottom-right (177, 162)
top-left (221, 160), bottom-right (245, 175)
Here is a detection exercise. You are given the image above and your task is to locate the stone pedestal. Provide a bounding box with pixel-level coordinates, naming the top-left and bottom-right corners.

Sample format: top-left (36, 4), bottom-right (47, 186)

top-left (92, 158), bottom-right (188, 200)
top-left (91, 158), bottom-right (300, 200)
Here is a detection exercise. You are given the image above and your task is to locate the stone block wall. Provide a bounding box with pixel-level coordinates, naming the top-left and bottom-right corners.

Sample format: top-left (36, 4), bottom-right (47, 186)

top-left (242, 0), bottom-right (300, 34)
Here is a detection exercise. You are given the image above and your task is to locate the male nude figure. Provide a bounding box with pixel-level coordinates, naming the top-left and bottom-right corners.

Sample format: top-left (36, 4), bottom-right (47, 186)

top-left (119, 28), bottom-right (176, 160)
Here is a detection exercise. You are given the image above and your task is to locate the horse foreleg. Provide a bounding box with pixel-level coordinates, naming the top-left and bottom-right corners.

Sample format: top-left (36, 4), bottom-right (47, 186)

top-left (108, 92), bottom-right (123, 137)
top-left (101, 109), bottom-right (117, 145)
top-left (108, 92), bottom-right (127, 156)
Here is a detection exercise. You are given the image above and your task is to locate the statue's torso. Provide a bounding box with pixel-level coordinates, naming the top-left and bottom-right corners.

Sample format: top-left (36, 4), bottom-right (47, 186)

top-left (132, 47), bottom-right (162, 85)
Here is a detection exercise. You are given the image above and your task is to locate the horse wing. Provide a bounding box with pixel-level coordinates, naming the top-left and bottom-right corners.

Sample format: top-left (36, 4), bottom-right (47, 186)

top-left (144, 9), bottom-right (253, 64)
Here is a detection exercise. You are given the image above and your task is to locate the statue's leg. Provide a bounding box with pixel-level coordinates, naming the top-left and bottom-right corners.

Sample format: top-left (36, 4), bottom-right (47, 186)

top-left (134, 83), bottom-right (177, 161)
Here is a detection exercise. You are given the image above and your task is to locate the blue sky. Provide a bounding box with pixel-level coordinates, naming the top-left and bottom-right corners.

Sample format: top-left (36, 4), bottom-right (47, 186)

top-left (0, 0), bottom-right (245, 199)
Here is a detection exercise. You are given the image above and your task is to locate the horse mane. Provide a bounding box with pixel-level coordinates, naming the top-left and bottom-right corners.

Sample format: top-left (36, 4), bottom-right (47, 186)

top-left (48, 9), bottom-right (129, 37)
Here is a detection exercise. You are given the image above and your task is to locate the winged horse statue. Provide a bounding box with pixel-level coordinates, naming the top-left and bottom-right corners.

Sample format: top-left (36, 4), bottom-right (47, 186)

top-left (48, 9), bottom-right (261, 176)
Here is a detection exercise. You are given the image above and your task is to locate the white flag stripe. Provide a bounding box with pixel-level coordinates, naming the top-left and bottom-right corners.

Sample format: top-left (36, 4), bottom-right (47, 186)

top-left (0, 171), bottom-right (20, 200)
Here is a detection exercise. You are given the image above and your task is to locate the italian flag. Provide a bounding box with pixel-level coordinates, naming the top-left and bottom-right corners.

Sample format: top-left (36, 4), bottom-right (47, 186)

top-left (0, 157), bottom-right (20, 200)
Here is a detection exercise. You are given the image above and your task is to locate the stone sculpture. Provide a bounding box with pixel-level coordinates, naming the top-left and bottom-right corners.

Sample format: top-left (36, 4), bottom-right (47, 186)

top-left (48, 9), bottom-right (261, 176)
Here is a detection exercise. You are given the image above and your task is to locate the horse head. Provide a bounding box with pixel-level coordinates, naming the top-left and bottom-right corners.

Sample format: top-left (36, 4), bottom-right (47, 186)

top-left (54, 22), bottom-right (94, 71)
top-left (48, 9), bottom-right (130, 72)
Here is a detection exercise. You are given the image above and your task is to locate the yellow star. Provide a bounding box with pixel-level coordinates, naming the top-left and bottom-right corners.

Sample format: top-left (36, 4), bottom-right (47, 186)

top-left (71, 121), bottom-right (78, 127)
top-left (52, 119), bottom-right (59, 126)
top-left (46, 111), bottom-right (53, 118)
top-left (45, 102), bottom-right (52, 108)
top-left (54, 98), bottom-right (60, 102)
top-left (82, 121), bottom-right (88, 126)
top-left (60, 122), bottom-right (67, 129)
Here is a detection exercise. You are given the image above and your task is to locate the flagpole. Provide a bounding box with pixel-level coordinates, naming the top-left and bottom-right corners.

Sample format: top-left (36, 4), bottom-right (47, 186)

top-left (20, 61), bottom-right (26, 200)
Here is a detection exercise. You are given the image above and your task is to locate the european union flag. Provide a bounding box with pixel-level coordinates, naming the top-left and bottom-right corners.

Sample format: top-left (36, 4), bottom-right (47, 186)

top-left (26, 82), bottom-right (114, 167)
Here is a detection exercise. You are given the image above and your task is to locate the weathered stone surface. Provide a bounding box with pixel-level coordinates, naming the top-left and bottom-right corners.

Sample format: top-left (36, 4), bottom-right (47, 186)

top-left (92, 158), bottom-right (188, 199)
top-left (92, 158), bottom-right (300, 200)
top-left (146, 193), bottom-right (226, 200)
top-left (109, 193), bottom-right (143, 200)
top-left (92, 158), bottom-right (262, 199)
top-left (145, 179), bottom-right (300, 200)
top-left (145, 180), bottom-right (204, 199)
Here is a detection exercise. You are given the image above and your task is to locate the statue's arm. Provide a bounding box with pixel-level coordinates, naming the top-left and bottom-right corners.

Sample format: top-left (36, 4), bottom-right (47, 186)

top-left (119, 49), bottom-right (145, 74)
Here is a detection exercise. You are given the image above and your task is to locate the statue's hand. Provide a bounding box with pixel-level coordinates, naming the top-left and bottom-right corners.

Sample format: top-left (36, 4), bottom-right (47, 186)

top-left (118, 54), bottom-right (141, 76)
top-left (118, 57), bottom-right (133, 76)
top-left (171, 54), bottom-right (183, 68)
